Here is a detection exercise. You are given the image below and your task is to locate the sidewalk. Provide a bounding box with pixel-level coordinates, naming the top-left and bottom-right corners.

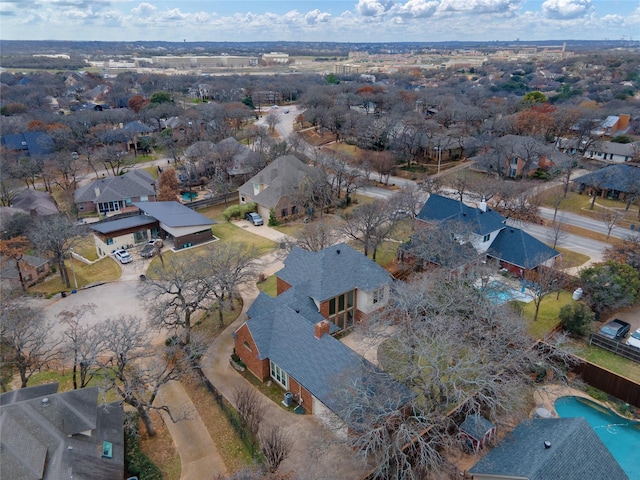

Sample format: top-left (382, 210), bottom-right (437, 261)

top-left (199, 251), bottom-right (367, 480)
top-left (156, 380), bottom-right (228, 480)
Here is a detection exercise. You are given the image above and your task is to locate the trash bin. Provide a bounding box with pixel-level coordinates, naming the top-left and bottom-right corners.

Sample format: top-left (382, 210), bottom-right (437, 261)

top-left (572, 288), bottom-right (583, 301)
top-left (61, 291), bottom-right (66, 298)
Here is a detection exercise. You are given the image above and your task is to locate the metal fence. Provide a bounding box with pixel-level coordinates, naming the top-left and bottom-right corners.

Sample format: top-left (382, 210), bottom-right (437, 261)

top-left (194, 368), bottom-right (261, 459)
top-left (588, 333), bottom-right (640, 363)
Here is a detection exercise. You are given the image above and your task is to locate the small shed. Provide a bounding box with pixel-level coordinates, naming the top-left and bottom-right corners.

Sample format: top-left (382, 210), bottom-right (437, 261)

top-left (459, 414), bottom-right (496, 453)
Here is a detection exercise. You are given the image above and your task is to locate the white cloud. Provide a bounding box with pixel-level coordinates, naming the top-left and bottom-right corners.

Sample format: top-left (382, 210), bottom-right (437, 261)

top-left (542, 0), bottom-right (593, 19)
top-left (438, 0), bottom-right (522, 14)
top-left (356, 0), bottom-right (394, 17)
top-left (305, 9), bottom-right (332, 25)
top-left (131, 3), bottom-right (156, 17)
top-left (393, 0), bottom-right (439, 18)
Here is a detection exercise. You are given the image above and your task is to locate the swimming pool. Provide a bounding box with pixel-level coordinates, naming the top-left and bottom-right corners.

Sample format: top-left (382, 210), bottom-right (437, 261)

top-left (482, 280), bottom-right (533, 304)
top-left (555, 396), bottom-right (640, 479)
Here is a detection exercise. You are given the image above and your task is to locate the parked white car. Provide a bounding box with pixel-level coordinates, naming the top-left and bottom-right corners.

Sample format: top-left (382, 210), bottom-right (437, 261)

top-left (626, 328), bottom-right (640, 349)
top-left (114, 249), bottom-right (133, 264)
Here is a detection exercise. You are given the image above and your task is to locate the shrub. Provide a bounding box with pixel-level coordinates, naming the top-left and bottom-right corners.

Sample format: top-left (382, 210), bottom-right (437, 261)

top-left (559, 302), bottom-right (594, 337)
top-left (268, 208), bottom-right (279, 227)
top-left (223, 202), bottom-right (257, 222)
top-left (124, 412), bottom-right (163, 480)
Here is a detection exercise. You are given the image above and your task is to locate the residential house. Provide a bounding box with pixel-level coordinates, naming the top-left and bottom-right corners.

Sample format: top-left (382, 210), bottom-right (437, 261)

top-left (573, 164), bottom-right (640, 202)
top-left (0, 383), bottom-right (125, 480)
top-left (0, 131), bottom-right (54, 159)
top-left (89, 201), bottom-right (216, 256)
top-left (557, 137), bottom-right (639, 163)
top-left (410, 194), bottom-right (560, 277)
top-left (496, 135), bottom-right (555, 178)
top-left (10, 188), bottom-right (60, 216)
top-left (238, 155), bottom-right (323, 221)
top-left (234, 244), bottom-right (411, 422)
top-left (276, 243), bottom-right (393, 329)
top-left (468, 417), bottom-right (628, 480)
top-left (121, 120), bottom-right (154, 153)
top-left (593, 114), bottom-right (631, 137)
top-left (74, 170), bottom-right (157, 215)
top-left (0, 254), bottom-right (51, 289)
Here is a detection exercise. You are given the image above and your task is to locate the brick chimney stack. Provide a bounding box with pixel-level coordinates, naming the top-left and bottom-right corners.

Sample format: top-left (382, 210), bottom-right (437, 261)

top-left (314, 320), bottom-right (330, 339)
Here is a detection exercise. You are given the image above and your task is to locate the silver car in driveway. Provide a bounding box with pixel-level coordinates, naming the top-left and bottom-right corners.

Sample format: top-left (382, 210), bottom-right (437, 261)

top-left (114, 249), bottom-right (133, 264)
top-left (626, 328), bottom-right (640, 349)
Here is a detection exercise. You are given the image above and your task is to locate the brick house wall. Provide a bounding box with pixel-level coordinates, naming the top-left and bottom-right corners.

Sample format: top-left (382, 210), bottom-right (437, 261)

top-left (235, 324), bottom-right (270, 381)
top-left (288, 376), bottom-right (314, 414)
top-left (276, 277), bottom-right (292, 295)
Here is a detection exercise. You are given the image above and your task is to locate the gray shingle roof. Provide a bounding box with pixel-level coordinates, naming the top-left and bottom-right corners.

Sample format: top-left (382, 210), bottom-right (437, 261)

top-left (277, 243), bottom-right (392, 302)
top-left (133, 201), bottom-right (216, 228)
top-left (488, 226), bottom-right (560, 269)
top-left (244, 305), bottom-right (411, 413)
top-left (238, 155), bottom-right (321, 208)
top-left (248, 289), bottom-right (338, 333)
top-left (11, 189), bottom-right (59, 216)
top-left (89, 214), bottom-right (158, 234)
top-left (469, 417), bottom-right (628, 480)
top-left (74, 170), bottom-right (156, 204)
top-left (416, 194), bottom-right (506, 236)
top-left (459, 414), bottom-right (495, 441)
top-left (1, 131), bottom-right (54, 156)
top-left (573, 164), bottom-right (640, 194)
top-left (0, 385), bottom-right (124, 480)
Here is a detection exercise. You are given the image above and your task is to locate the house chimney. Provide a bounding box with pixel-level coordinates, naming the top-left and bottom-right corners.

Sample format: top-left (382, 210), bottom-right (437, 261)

top-left (314, 320), bottom-right (330, 339)
top-left (479, 197), bottom-right (487, 213)
top-left (94, 186), bottom-right (101, 198)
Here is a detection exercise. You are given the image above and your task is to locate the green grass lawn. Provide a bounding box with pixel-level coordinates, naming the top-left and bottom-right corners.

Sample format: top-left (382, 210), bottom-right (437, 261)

top-left (539, 190), bottom-right (638, 227)
top-left (257, 275), bottom-right (277, 297)
top-left (27, 369), bottom-right (119, 401)
top-left (29, 256), bottom-right (121, 296)
top-left (572, 342), bottom-right (640, 384)
top-left (517, 290), bottom-right (574, 339)
top-left (555, 246), bottom-right (590, 269)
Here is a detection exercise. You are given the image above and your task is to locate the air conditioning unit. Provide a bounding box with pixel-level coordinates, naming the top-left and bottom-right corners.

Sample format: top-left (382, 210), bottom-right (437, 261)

top-left (283, 392), bottom-right (294, 407)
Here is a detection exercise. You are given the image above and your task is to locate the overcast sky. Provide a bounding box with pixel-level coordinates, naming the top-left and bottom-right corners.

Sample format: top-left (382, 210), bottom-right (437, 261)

top-left (1, 1), bottom-right (638, 43)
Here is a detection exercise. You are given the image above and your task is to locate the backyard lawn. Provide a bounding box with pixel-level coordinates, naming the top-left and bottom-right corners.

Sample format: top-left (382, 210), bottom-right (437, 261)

top-left (517, 289), bottom-right (573, 339)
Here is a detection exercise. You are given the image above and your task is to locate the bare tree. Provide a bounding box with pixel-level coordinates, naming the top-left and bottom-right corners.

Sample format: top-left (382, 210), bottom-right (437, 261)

top-left (294, 218), bottom-right (340, 252)
top-left (58, 303), bottom-right (103, 389)
top-left (202, 242), bottom-right (259, 327)
top-left (98, 314), bottom-right (197, 437)
top-left (140, 254), bottom-right (213, 345)
top-left (328, 272), bottom-right (574, 479)
top-left (525, 261), bottom-right (563, 322)
top-left (0, 236), bottom-right (31, 291)
top-left (599, 209), bottom-right (624, 238)
top-left (265, 110), bottom-right (281, 133)
top-left (340, 200), bottom-right (394, 259)
top-left (233, 385), bottom-right (267, 438)
top-left (0, 291), bottom-right (63, 389)
top-left (548, 218), bottom-right (568, 250)
top-left (27, 214), bottom-right (85, 289)
top-left (260, 426), bottom-right (292, 474)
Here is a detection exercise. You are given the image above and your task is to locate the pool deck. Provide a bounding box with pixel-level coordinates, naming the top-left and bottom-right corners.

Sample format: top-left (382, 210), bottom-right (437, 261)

top-left (533, 384), bottom-right (592, 417)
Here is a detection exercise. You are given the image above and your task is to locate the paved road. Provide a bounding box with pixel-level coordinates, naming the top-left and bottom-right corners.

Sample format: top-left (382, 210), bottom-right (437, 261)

top-left (539, 206), bottom-right (634, 240)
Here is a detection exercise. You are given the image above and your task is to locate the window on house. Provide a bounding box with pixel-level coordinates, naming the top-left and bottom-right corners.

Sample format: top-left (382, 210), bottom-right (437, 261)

top-left (483, 234), bottom-right (490, 243)
top-left (373, 287), bottom-right (384, 304)
top-left (140, 196), bottom-right (148, 202)
top-left (243, 341), bottom-right (252, 352)
top-left (24, 274), bottom-right (32, 282)
top-left (328, 290), bottom-right (356, 329)
top-left (106, 238), bottom-right (114, 245)
top-left (281, 208), bottom-right (288, 217)
top-left (241, 196), bottom-right (246, 203)
top-left (291, 205), bottom-right (298, 215)
top-left (270, 361), bottom-right (288, 389)
top-left (36, 265), bottom-right (44, 274)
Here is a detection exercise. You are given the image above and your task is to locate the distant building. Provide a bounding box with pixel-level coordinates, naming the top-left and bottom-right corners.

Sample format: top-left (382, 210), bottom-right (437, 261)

top-left (262, 52), bottom-right (290, 64)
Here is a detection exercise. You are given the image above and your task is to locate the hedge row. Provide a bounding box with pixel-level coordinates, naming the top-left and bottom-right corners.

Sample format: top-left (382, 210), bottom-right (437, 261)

top-left (223, 202), bottom-right (257, 222)
top-left (124, 412), bottom-right (163, 480)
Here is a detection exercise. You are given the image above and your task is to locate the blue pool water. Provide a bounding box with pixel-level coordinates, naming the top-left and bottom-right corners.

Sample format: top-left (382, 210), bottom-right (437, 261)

top-left (180, 191), bottom-right (197, 201)
top-left (483, 280), bottom-right (533, 304)
top-left (555, 396), bottom-right (640, 479)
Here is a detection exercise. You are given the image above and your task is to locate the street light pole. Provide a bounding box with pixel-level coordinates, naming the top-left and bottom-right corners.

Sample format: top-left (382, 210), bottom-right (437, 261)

top-left (70, 248), bottom-right (78, 290)
top-left (435, 146), bottom-right (442, 175)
